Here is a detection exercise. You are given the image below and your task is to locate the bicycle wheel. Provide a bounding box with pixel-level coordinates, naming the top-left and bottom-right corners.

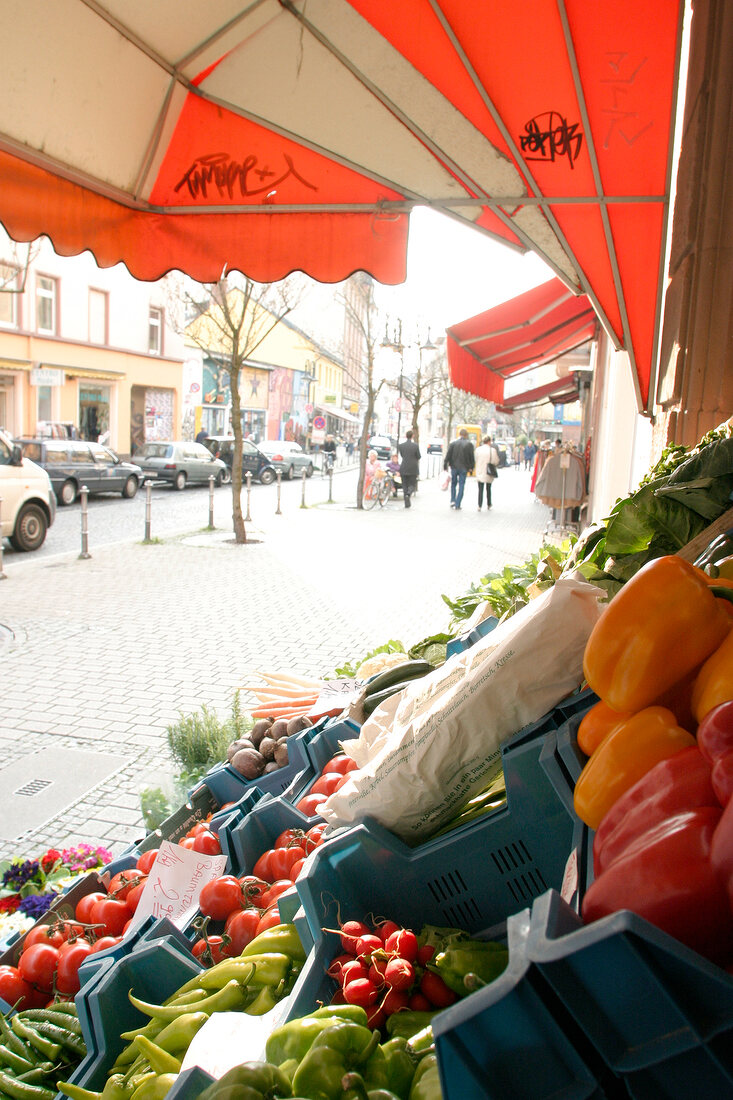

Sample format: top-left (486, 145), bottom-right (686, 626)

top-left (363, 480), bottom-right (380, 509)
top-left (378, 478), bottom-right (392, 506)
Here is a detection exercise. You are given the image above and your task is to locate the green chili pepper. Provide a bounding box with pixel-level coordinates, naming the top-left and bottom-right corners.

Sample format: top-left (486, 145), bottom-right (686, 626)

top-left (240, 925), bottom-right (306, 963)
top-left (29, 1021), bottom-right (86, 1058)
top-left (430, 941), bottom-right (508, 995)
top-left (56, 1082), bottom-right (103, 1100)
top-left (291, 1021), bottom-right (379, 1100)
top-left (0, 1068), bottom-right (55, 1100)
top-left (407, 1054), bottom-right (441, 1100)
top-left (406, 1028), bottom-right (434, 1057)
top-left (381, 1038), bottom-right (416, 1098)
top-left (100, 1072), bottom-right (137, 1100)
top-left (128, 980), bottom-right (248, 1021)
top-left (199, 954), bottom-right (291, 992)
top-left (132, 1037), bottom-right (181, 1076)
top-left (148, 1013), bottom-right (208, 1056)
top-left (128, 1073), bottom-right (177, 1100)
top-left (199, 1061), bottom-right (292, 1100)
top-left (266, 1005), bottom-right (369, 1066)
top-left (45, 1002), bottom-right (77, 1016)
top-left (16, 1067), bottom-right (55, 1086)
top-left (119, 1019), bottom-right (167, 1047)
top-left (244, 985), bottom-right (280, 1017)
top-left (0, 1016), bottom-right (37, 1065)
top-left (340, 1074), bottom-right (401, 1100)
top-left (384, 1013), bottom-right (436, 1042)
top-left (10, 1020), bottom-right (60, 1063)
top-left (19, 1012), bottom-right (82, 1037)
top-left (0, 1044), bottom-right (35, 1075)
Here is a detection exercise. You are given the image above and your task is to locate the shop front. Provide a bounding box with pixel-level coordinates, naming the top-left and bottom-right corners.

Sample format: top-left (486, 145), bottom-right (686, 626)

top-left (199, 357), bottom-right (270, 444)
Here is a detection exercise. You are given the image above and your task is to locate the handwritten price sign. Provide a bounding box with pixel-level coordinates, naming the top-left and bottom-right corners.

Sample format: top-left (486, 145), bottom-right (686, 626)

top-left (126, 841), bottom-right (227, 935)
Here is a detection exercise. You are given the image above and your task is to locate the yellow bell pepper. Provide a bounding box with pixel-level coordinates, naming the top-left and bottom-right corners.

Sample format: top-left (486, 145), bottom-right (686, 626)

top-left (691, 629), bottom-right (733, 724)
top-left (577, 699), bottom-right (632, 756)
top-left (583, 556), bottom-right (730, 713)
top-left (573, 706), bottom-right (696, 830)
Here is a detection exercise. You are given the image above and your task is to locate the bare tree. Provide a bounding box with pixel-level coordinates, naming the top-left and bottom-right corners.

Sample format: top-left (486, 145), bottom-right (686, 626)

top-left (179, 273), bottom-right (301, 543)
top-left (385, 342), bottom-right (446, 443)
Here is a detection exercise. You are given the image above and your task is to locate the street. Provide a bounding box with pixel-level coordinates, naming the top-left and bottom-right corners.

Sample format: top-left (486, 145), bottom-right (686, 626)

top-left (0, 462), bottom-right (550, 861)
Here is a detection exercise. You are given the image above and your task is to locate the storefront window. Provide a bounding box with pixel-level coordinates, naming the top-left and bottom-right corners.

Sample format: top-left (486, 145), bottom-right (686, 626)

top-left (37, 385), bottom-right (52, 423)
top-left (79, 385), bottom-right (110, 442)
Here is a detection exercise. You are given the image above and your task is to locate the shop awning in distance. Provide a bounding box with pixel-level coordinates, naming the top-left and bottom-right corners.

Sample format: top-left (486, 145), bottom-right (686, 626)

top-left (497, 374), bottom-right (580, 412)
top-left (446, 278), bottom-right (597, 403)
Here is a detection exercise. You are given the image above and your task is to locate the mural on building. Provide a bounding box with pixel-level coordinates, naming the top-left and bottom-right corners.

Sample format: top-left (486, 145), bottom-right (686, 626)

top-left (202, 359), bottom-right (269, 409)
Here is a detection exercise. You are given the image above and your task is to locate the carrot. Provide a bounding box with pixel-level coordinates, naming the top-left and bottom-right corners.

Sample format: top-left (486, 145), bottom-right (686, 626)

top-left (252, 685), bottom-right (321, 700)
top-left (257, 671), bottom-right (324, 690)
top-left (249, 701), bottom-right (317, 719)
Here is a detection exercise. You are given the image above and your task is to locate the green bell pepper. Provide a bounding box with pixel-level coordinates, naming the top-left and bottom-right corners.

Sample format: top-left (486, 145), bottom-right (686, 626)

top-left (266, 1007), bottom-right (369, 1067)
top-left (385, 1014), bottom-right (436, 1042)
top-left (408, 1055), bottom-right (441, 1100)
top-left (430, 941), bottom-right (508, 995)
top-left (198, 1061), bottom-right (292, 1100)
top-left (381, 1038), bottom-right (416, 1097)
top-left (291, 1021), bottom-right (379, 1100)
top-left (340, 1074), bottom-right (401, 1100)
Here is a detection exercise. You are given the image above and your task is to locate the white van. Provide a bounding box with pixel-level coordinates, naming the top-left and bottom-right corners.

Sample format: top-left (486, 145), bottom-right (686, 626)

top-left (0, 428), bottom-right (56, 551)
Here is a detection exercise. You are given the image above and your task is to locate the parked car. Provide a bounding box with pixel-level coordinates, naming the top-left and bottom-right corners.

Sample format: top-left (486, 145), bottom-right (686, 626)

top-left (257, 440), bottom-right (314, 479)
top-left (201, 436), bottom-right (277, 485)
top-left (0, 428), bottom-right (56, 551)
top-left (427, 438), bottom-right (444, 454)
top-left (134, 441), bottom-right (227, 490)
top-left (367, 435), bottom-right (393, 461)
top-left (16, 438), bottom-right (144, 505)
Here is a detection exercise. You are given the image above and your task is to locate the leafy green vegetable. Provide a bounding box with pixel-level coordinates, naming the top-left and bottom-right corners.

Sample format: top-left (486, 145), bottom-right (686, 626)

top-left (408, 633), bottom-right (453, 667)
top-left (441, 543), bottom-right (572, 628)
top-left (331, 639), bottom-right (406, 679)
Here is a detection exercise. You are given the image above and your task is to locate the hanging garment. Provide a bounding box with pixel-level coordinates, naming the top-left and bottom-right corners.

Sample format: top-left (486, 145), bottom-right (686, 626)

top-left (535, 452), bottom-right (586, 508)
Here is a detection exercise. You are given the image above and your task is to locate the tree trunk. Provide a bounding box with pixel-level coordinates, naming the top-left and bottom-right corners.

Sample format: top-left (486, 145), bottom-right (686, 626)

top-left (356, 397), bottom-right (375, 508)
top-left (230, 367), bottom-right (247, 543)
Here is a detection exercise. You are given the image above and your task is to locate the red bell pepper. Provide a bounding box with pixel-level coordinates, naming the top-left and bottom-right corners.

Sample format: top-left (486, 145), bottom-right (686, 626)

top-left (711, 796), bottom-right (733, 894)
top-left (592, 746), bottom-right (717, 876)
top-left (697, 700), bottom-right (733, 807)
top-left (582, 806), bottom-right (733, 966)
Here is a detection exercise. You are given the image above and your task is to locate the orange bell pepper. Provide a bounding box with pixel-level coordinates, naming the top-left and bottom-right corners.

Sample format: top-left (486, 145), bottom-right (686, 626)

top-left (573, 706), bottom-right (696, 830)
top-left (691, 628), bottom-right (733, 724)
top-left (583, 556), bottom-right (730, 712)
top-left (576, 699), bottom-right (632, 756)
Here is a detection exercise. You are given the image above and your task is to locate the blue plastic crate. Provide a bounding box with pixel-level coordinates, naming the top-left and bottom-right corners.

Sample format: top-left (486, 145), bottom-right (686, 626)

top-left (165, 1066), bottom-right (216, 1100)
top-left (281, 717), bottom-right (360, 802)
top-left (432, 908), bottom-right (610, 1100)
top-left (539, 731), bottom-right (577, 819)
top-left (194, 725), bottom-right (315, 807)
top-left (540, 695), bottom-right (596, 819)
top-left (446, 614), bottom-right (500, 659)
top-left (296, 714), bottom-right (576, 943)
top-left (527, 889), bottom-right (733, 1089)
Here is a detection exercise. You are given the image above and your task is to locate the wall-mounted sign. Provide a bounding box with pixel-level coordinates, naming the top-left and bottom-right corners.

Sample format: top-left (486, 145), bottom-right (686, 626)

top-left (30, 367), bottom-right (63, 387)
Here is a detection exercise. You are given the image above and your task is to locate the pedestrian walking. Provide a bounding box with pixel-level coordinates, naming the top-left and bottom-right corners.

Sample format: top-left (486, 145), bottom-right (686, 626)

top-left (195, 427), bottom-right (209, 443)
top-left (475, 436), bottom-right (501, 510)
top-left (443, 429), bottom-right (475, 510)
top-left (397, 429), bottom-right (421, 508)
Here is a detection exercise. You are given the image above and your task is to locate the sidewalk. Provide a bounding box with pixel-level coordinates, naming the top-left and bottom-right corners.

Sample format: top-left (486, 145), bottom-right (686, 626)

top-left (0, 466), bottom-right (550, 860)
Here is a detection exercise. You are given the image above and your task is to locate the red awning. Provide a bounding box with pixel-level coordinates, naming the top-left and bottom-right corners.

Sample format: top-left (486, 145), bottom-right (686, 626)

top-left (0, 1), bottom-right (684, 411)
top-left (447, 278), bottom-right (597, 403)
top-left (497, 375), bottom-right (581, 412)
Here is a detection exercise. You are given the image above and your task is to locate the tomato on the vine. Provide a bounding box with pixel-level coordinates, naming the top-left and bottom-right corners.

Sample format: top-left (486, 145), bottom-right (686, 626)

top-left (268, 846), bottom-right (306, 880)
top-left (192, 936), bottom-right (230, 967)
top-left (310, 773), bottom-right (348, 797)
top-left (178, 837), bottom-right (196, 850)
top-left (288, 858), bottom-right (306, 882)
top-left (295, 792), bottom-right (328, 818)
top-left (125, 881), bottom-right (147, 912)
top-left (239, 876), bottom-right (269, 907)
top-left (18, 943), bottom-right (59, 993)
top-left (223, 909), bottom-right (261, 955)
top-left (136, 849), bottom-right (159, 874)
top-left (274, 828), bottom-right (307, 849)
top-left (89, 897), bottom-right (131, 937)
top-left (304, 823), bottom-right (328, 852)
top-left (192, 830), bottom-right (221, 855)
top-left (255, 907), bottom-right (281, 934)
top-left (0, 965), bottom-right (34, 1008)
top-left (322, 755), bottom-right (359, 777)
top-left (23, 924), bottom-right (66, 950)
top-left (198, 876), bottom-right (243, 922)
top-left (107, 869), bottom-right (147, 901)
top-left (261, 880), bottom-right (293, 909)
top-left (56, 940), bottom-right (94, 996)
top-left (75, 892), bottom-right (106, 925)
top-left (251, 851), bottom-right (274, 882)
top-left (90, 935), bottom-right (122, 954)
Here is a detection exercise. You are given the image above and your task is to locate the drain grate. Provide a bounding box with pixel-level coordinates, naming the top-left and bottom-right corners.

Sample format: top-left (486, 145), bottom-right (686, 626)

top-left (14, 779), bottom-right (53, 797)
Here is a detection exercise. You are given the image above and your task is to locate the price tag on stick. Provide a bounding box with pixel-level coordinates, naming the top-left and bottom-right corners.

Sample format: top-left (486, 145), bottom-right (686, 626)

top-left (125, 841), bottom-right (227, 935)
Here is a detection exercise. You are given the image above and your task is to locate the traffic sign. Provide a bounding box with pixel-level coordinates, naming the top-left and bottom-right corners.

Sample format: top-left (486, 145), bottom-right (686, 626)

top-left (313, 415), bottom-right (326, 430)
top-left (305, 403), bottom-right (313, 414)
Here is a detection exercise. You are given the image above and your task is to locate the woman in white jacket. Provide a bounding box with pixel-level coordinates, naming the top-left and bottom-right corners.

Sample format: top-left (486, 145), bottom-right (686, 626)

top-left (474, 436), bottom-right (500, 510)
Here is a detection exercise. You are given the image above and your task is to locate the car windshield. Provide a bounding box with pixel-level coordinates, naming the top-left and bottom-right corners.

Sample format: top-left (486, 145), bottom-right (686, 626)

top-left (138, 443), bottom-right (172, 459)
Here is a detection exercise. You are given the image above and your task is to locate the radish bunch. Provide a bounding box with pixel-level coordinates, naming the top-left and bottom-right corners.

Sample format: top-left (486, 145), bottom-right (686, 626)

top-left (326, 916), bottom-right (457, 1030)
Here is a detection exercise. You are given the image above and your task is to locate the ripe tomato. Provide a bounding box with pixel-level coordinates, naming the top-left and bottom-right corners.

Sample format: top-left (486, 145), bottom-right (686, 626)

top-left (186, 823), bottom-right (210, 839)
top-left (192, 936), bottom-right (229, 967)
top-left (89, 897), bottom-right (132, 937)
top-left (125, 881), bottom-right (148, 912)
top-left (295, 792), bottom-right (328, 818)
top-left (288, 858), bottom-right (306, 882)
top-left (192, 829), bottom-right (222, 855)
top-left (178, 837), bottom-right (196, 850)
top-left (309, 773), bottom-right (348, 797)
top-left (23, 925), bottom-right (66, 951)
top-left (239, 876), bottom-right (269, 907)
top-left (252, 850), bottom-right (274, 883)
top-left (274, 828), bottom-right (307, 849)
top-left (261, 880), bottom-right (294, 909)
top-left (75, 892), bottom-right (106, 925)
top-left (136, 849), bottom-right (159, 874)
top-left (90, 936), bottom-right (122, 954)
top-left (0, 965), bottom-right (34, 1009)
top-left (304, 823), bottom-right (328, 853)
top-left (18, 943), bottom-right (60, 993)
top-left (198, 876), bottom-right (243, 922)
top-left (322, 754), bottom-right (359, 776)
top-left (268, 846), bottom-right (306, 880)
top-left (255, 907), bottom-right (281, 935)
top-left (56, 940), bottom-right (94, 996)
top-left (224, 909), bottom-right (262, 955)
top-left (107, 869), bottom-right (147, 901)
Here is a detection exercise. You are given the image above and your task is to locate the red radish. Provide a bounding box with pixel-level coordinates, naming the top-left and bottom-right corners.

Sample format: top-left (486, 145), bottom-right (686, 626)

top-left (420, 970), bottom-right (457, 1008)
top-left (355, 934), bottom-right (383, 959)
top-left (385, 928), bottom-right (418, 963)
top-left (377, 920), bottom-right (401, 943)
top-left (344, 977), bottom-right (379, 1006)
top-left (409, 992), bottom-right (432, 1012)
top-left (368, 958), bottom-right (388, 984)
top-left (381, 988), bottom-right (410, 1015)
top-left (366, 1005), bottom-right (387, 1029)
top-left (416, 944), bottom-right (435, 966)
top-left (330, 988), bottom-right (347, 1005)
top-left (384, 957), bottom-right (414, 991)
top-left (327, 954), bottom-right (355, 981)
top-left (341, 960), bottom-right (370, 986)
top-left (339, 920), bottom-right (372, 954)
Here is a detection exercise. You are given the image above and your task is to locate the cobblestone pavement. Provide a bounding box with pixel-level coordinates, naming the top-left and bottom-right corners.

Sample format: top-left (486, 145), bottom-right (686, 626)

top-left (0, 465), bottom-right (550, 860)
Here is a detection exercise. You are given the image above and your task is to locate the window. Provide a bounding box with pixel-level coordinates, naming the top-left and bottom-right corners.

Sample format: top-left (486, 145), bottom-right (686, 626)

top-left (36, 275), bottom-right (57, 333)
top-left (0, 264), bottom-right (19, 327)
top-left (89, 289), bottom-right (108, 344)
top-left (148, 307), bottom-right (162, 354)
top-left (37, 385), bottom-right (53, 424)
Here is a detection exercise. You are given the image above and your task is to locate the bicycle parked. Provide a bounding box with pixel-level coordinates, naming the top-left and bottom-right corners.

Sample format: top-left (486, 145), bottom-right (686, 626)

top-left (363, 467), bottom-right (394, 509)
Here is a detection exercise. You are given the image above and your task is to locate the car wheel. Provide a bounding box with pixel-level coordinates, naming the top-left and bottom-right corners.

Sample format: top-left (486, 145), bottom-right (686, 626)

top-left (215, 470), bottom-right (226, 488)
top-left (221, 467), bottom-right (232, 485)
top-left (59, 479), bottom-right (77, 506)
top-left (122, 476), bottom-right (138, 499)
top-left (286, 464), bottom-right (295, 480)
top-left (10, 504), bottom-right (48, 552)
top-left (305, 463), bottom-right (314, 478)
top-left (260, 467), bottom-right (276, 486)
top-left (173, 471), bottom-right (187, 491)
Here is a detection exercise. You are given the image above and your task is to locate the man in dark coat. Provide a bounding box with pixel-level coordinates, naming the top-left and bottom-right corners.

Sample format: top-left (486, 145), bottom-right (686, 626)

top-left (444, 429), bottom-right (475, 510)
top-left (397, 429), bottom-right (421, 508)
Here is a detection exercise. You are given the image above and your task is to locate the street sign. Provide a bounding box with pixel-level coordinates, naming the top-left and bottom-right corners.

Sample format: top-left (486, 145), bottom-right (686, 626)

top-left (313, 415), bottom-right (326, 430)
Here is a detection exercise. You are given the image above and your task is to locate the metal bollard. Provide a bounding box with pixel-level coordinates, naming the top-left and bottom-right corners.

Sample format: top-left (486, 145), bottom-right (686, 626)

top-left (78, 485), bottom-right (91, 559)
top-left (300, 468), bottom-right (307, 509)
top-left (0, 497), bottom-right (6, 580)
top-left (275, 470), bottom-right (282, 515)
top-left (328, 464), bottom-right (334, 503)
top-left (208, 475), bottom-right (215, 528)
top-left (245, 471), bottom-right (252, 522)
top-left (144, 479), bottom-right (153, 540)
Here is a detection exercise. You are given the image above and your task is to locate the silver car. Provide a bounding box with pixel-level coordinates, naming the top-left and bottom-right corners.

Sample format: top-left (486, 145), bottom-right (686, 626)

top-left (257, 440), bottom-right (314, 479)
top-left (134, 441), bottom-right (228, 490)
